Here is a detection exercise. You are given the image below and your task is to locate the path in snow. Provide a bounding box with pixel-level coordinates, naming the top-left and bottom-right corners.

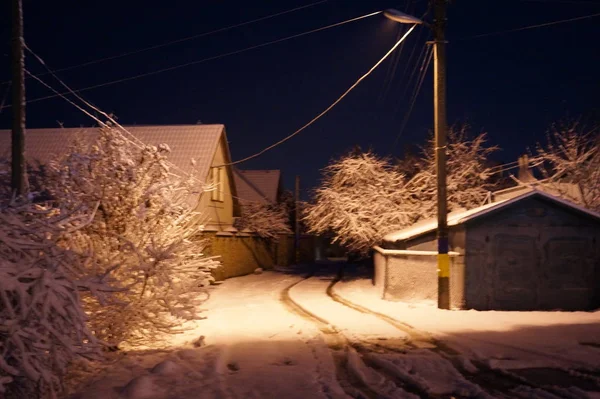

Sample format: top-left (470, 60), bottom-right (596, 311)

top-left (69, 271), bottom-right (348, 399)
top-left (68, 265), bottom-right (600, 399)
top-left (329, 265), bottom-right (600, 398)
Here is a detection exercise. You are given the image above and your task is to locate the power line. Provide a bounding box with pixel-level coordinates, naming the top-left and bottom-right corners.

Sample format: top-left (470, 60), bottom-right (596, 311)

top-left (458, 11), bottom-right (600, 40)
top-left (214, 24), bottom-right (419, 168)
top-left (25, 46), bottom-right (200, 179)
top-left (0, 1), bottom-right (328, 85)
top-left (392, 44), bottom-right (433, 150)
top-left (0, 11), bottom-right (382, 110)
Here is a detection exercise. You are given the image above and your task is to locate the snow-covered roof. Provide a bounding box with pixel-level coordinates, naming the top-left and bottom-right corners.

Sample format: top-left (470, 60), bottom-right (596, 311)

top-left (233, 169), bottom-right (281, 204)
top-left (492, 181), bottom-right (584, 204)
top-left (0, 124), bottom-right (226, 181)
top-left (383, 189), bottom-right (600, 243)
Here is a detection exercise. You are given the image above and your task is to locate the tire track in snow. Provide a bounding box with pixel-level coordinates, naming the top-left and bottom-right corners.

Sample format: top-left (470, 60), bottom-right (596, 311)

top-left (280, 274), bottom-right (424, 399)
top-left (281, 274), bottom-right (434, 399)
top-left (328, 276), bottom-right (597, 398)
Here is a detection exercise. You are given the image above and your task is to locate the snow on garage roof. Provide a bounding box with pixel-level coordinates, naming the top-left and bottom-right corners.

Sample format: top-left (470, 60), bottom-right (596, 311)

top-left (233, 169), bottom-right (281, 204)
top-left (0, 124), bottom-right (226, 180)
top-left (383, 189), bottom-right (600, 243)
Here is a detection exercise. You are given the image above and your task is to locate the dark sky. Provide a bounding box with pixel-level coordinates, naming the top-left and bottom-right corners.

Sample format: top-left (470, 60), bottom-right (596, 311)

top-left (1, 0), bottom-right (599, 195)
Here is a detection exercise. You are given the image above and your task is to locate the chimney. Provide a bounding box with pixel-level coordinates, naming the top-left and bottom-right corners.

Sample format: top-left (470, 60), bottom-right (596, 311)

top-left (517, 155), bottom-right (536, 183)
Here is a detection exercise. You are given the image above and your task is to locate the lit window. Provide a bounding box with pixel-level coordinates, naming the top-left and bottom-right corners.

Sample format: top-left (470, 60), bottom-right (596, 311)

top-left (211, 167), bottom-right (225, 202)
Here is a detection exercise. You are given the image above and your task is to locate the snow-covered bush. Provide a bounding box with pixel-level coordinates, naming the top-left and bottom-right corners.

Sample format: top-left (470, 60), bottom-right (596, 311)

top-left (533, 121), bottom-right (600, 212)
top-left (304, 151), bottom-right (415, 254)
top-left (0, 193), bottom-right (112, 398)
top-left (305, 127), bottom-right (499, 254)
top-left (43, 126), bottom-right (220, 347)
top-left (235, 201), bottom-right (291, 240)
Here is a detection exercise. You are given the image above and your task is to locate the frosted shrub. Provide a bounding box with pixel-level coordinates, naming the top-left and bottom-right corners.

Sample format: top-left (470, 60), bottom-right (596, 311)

top-left (533, 121), bottom-right (600, 212)
top-left (235, 201), bottom-right (291, 240)
top-left (44, 126), bottom-right (220, 347)
top-left (0, 195), bottom-right (109, 398)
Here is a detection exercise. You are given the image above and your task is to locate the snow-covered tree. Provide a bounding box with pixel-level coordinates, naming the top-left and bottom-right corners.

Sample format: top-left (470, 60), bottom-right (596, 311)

top-left (0, 189), bottom-right (116, 398)
top-left (403, 127), bottom-right (500, 218)
top-left (305, 127), bottom-right (499, 254)
top-left (235, 201), bottom-right (291, 240)
top-left (532, 121), bottom-right (600, 212)
top-left (43, 126), bottom-right (220, 347)
top-left (304, 151), bottom-right (415, 254)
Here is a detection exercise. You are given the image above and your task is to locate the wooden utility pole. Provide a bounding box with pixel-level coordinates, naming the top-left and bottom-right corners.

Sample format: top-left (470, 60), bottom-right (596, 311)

top-left (433, 0), bottom-right (449, 309)
top-left (294, 175), bottom-right (300, 264)
top-left (11, 0), bottom-right (27, 196)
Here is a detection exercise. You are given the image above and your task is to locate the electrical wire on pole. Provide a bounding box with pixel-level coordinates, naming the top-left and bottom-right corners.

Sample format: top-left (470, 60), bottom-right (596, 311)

top-left (0, 11), bottom-right (382, 110)
top-left (1, 0), bottom-right (328, 85)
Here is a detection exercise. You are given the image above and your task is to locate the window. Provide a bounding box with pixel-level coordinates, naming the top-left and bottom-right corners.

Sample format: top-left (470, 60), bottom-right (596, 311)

top-left (211, 167), bottom-right (225, 202)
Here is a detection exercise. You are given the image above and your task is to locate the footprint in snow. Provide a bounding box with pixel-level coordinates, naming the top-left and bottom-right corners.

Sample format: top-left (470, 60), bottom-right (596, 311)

top-left (227, 362), bottom-right (240, 372)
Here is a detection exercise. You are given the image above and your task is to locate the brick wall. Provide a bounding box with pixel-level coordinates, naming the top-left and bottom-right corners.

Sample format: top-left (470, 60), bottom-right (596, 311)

top-left (205, 233), bottom-right (316, 280)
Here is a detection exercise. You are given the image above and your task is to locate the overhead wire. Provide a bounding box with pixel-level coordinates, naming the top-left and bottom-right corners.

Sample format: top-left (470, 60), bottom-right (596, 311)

top-left (25, 46), bottom-right (199, 179)
top-left (457, 11), bottom-right (600, 40)
top-left (391, 43), bottom-right (433, 151)
top-left (378, 25), bottom-right (407, 104)
top-left (214, 23), bottom-right (419, 168)
top-left (399, 42), bottom-right (428, 101)
top-left (0, 10), bottom-right (383, 110)
top-left (0, 0), bottom-right (329, 85)
top-left (0, 82), bottom-right (10, 114)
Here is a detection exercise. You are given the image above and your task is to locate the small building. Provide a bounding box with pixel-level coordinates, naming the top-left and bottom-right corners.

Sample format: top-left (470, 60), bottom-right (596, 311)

top-left (375, 189), bottom-right (600, 311)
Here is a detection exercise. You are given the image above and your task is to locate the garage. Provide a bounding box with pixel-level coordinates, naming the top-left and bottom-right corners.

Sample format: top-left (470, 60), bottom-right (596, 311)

top-left (376, 189), bottom-right (600, 310)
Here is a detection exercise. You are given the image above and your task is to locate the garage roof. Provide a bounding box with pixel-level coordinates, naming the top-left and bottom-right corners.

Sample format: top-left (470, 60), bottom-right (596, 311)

top-left (383, 189), bottom-right (600, 243)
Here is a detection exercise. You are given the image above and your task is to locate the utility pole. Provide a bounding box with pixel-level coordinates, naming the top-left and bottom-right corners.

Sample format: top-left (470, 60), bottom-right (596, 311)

top-left (294, 175), bottom-right (301, 264)
top-left (11, 0), bottom-right (27, 196)
top-left (433, 0), bottom-right (449, 309)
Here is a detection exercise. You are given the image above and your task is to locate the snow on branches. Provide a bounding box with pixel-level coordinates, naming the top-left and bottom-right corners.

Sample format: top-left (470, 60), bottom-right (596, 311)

top-left (532, 121), bottom-right (600, 212)
top-left (0, 196), bottom-right (111, 398)
top-left (305, 127), bottom-right (499, 254)
top-left (304, 151), bottom-right (415, 254)
top-left (404, 127), bottom-right (499, 218)
top-left (235, 201), bottom-right (291, 240)
top-left (43, 126), bottom-right (220, 347)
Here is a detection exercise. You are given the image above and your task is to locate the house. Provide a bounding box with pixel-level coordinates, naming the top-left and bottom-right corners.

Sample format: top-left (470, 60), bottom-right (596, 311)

top-left (232, 169), bottom-right (283, 206)
top-left (375, 189), bottom-right (600, 311)
top-left (1, 126), bottom-right (312, 278)
top-left (0, 124), bottom-right (239, 232)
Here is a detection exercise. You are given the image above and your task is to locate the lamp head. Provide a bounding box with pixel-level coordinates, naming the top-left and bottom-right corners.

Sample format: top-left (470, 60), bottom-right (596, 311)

top-left (383, 9), bottom-right (423, 25)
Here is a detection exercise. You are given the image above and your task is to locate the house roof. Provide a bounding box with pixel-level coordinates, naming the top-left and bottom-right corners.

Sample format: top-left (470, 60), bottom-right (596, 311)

top-left (383, 189), bottom-right (600, 243)
top-left (0, 124), bottom-right (225, 181)
top-left (233, 169), bottom-right (281, 204)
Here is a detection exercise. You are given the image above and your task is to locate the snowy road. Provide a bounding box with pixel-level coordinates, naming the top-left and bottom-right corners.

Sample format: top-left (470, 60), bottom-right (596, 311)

top-left (69, 265), bottom-right (600, 399)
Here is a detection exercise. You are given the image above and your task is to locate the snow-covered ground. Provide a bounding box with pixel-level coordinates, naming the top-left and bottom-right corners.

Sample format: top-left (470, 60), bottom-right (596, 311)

top-left (68, 267), bottom-right (600, 399)
top-left (335, 275), bottom-right (600, 371)
top-left (68, 271), bottom-right (348, 399)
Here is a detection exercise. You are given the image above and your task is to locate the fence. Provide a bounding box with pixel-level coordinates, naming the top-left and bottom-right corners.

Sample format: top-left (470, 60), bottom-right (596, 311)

top-left (205, 232), bottom-right (316, 280)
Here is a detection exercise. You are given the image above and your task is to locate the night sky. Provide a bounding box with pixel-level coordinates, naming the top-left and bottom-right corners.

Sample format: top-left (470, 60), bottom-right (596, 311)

top-left (1, 0), bottom-right (599, 196)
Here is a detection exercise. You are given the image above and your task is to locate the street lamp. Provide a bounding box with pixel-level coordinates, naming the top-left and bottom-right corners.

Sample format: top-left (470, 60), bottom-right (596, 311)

top-left (385, 1), bottom-right (450, 310)
top-left (383, 9), bottom-right (424, 25)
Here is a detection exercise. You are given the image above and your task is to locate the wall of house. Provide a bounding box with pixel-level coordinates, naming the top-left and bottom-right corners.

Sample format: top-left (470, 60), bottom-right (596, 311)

top-left (197, 136), bottom-right (235, 231)
top-left (205, 233), bottom-right (316, 280)
top-left (464, 197), bottom-right (600, 310)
